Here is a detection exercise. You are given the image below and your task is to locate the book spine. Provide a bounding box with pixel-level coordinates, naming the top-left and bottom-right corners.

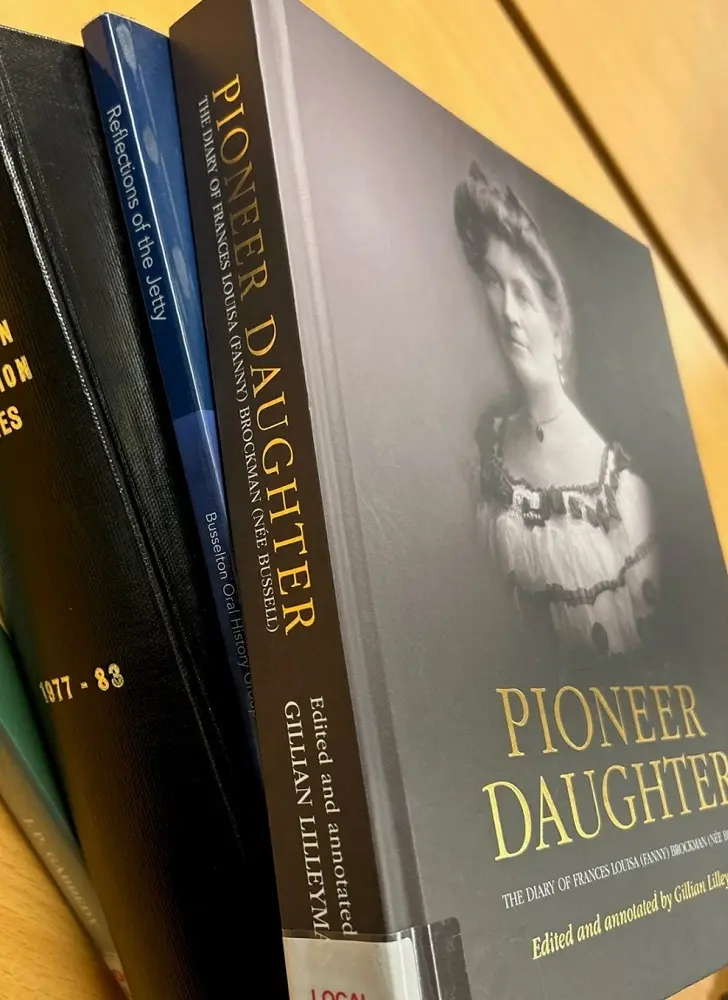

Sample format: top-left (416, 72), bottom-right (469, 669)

top-left (0, 737), bottom-right (131, 996)
top-left (83, 17), bottom-right (257, 746)
top-left (171, 0), bottom-right (385, 938)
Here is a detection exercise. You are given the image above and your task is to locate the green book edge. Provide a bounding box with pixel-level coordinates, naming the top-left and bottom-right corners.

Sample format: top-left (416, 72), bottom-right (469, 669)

top-left (0, 627), bottom-right (74, 842)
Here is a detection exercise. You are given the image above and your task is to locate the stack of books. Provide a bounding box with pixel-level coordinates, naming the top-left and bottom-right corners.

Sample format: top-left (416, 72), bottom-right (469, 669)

top-left (0, 1), bottom-right (725, 999)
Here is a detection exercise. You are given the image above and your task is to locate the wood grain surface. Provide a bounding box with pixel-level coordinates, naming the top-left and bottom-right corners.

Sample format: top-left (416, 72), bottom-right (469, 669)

top-left (0, 804), bottom-right (117, 999)
top-left (0, 0), bottom-right (722, 997)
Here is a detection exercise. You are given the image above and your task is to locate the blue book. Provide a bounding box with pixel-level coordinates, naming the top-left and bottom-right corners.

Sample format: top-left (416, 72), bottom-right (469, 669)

top-left (83, 14), bottom-right (257, 752)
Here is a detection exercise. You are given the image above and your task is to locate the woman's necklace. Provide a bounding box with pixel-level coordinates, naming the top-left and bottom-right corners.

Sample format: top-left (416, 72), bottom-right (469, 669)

top-left (524, 407), bottom-right (565, 443)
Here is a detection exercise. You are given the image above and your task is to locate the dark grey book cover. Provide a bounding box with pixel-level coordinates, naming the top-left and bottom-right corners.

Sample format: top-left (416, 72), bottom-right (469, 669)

top-left (172, 1), bottom-right (728, 997)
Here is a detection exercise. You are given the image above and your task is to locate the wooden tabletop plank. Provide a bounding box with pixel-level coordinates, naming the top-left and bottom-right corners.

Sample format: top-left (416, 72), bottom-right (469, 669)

top-left (0, 803), bottom-right (116, 999)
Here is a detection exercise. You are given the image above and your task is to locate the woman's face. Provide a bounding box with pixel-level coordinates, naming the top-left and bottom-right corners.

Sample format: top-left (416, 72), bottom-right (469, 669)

top-left (482, 238), bottom-right (561, 391)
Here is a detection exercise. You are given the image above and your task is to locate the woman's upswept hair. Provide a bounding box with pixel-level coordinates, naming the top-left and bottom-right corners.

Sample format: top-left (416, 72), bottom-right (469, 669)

top-left (454, 162), bottom-right (574, 385)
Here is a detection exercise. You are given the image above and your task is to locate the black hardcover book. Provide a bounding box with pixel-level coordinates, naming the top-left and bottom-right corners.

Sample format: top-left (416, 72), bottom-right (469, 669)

top-left (0, 26), bottom-right (285, 1000)
top-left (172, 1), bottom-right (728, 999)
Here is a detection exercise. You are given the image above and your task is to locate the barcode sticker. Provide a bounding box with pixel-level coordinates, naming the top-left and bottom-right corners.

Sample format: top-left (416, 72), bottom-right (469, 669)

top-left (284, 935), bottom-right (423, 1000)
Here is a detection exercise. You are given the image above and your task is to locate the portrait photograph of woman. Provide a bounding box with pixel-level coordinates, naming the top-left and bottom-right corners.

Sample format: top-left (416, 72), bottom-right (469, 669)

top-left (455, 164), bottom-right (660, 658)
top-left (291, 37), bottom-right (725, 690)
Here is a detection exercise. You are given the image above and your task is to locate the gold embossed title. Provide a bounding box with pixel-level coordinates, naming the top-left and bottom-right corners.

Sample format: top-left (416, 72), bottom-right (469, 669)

top-left (0, 320), bottom-right (31, 439)
top-left (203, 74), bottom-right (316, 638)
top-left (484, 684), bottom-right (728, 860)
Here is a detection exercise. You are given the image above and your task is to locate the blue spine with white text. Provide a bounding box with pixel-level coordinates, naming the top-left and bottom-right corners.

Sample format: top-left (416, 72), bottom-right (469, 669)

top-left (83, 14), bottom-right (257, 752)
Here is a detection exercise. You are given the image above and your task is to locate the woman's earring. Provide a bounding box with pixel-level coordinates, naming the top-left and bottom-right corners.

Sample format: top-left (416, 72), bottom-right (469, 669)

top-left (556, 356), bottom-right (564, 386)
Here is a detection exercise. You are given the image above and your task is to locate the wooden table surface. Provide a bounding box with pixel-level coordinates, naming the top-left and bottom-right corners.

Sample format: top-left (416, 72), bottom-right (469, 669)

top-left (0, 0), bottom-right (725, 998)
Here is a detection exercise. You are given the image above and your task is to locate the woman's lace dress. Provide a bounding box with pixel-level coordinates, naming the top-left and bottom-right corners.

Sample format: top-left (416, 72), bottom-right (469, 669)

top-left (478, 415), bottom-right (659, 655)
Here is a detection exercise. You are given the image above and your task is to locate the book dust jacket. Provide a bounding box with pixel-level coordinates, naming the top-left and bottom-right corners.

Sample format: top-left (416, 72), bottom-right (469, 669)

top-left (171, 2), bottom-right (728, 997)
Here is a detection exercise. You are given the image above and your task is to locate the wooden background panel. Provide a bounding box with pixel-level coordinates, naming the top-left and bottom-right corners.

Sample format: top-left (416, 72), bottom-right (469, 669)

top-left (681, 973), bottom-right (728, 1000)
top-left (507, 0), bottom-right (728, 353)
top-left (0, 0), bottom-right (721, 998)
top-left (0, 0), bottom-right (181, 38)
top-left (655, 272), bottom-right (728, 557)
top-left (0, 802), bottom-right (116, 999)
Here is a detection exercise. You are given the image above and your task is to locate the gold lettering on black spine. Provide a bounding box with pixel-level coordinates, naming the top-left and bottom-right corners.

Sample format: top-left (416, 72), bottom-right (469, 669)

top-left (0, 319), bottom-right (30, 437)
top-left (212, 75), bottom-right (316, 638)
top-left (171, 0), bottom-right (385, 938)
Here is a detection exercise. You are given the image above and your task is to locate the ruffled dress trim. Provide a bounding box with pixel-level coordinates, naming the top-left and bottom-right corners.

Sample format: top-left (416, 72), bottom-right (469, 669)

top-left (478, 416), bottom-right (659, 655)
